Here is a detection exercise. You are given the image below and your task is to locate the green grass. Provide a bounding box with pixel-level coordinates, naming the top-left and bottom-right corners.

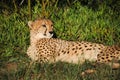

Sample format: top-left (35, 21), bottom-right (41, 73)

top-left (0, 1), bottom-right (120, 80)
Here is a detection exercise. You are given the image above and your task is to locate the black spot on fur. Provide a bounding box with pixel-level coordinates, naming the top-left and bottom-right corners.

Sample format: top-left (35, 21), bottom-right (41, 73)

top-left (75, 51), bottom-right (77, 53)
top-left (85, 45), bottom-right (87, 47)
top-left (72, 48), bottom-right (75, 50)
top-left (79, 47), bottom-right (82, 50)
top-left (86, 48), bottom-right (92, 50)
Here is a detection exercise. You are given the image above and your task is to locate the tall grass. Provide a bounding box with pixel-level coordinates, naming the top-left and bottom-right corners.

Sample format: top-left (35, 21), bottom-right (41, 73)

top-left (0, 1), bottom-right (120, 80)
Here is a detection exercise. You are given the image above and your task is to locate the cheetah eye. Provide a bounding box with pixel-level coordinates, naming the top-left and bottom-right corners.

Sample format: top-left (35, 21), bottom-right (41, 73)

top-left (51, 24), bottom-right (53, 27)
top-left (42, 24), bottom-right (46, 27)
top-left (51, 25), bottom-right (53, 28)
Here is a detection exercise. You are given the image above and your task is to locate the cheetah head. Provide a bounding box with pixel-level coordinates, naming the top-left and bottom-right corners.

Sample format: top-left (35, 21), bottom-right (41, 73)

top-left (28, 18), bottom-right (54, 43)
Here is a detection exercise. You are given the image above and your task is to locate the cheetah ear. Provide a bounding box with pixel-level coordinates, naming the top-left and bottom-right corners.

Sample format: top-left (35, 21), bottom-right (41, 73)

top-left (28, 21), bottom-right (33, 29)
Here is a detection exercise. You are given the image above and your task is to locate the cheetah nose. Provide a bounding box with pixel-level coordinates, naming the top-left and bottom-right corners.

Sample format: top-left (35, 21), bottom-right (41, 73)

top-left (49, 31), bottom-right (53, 34)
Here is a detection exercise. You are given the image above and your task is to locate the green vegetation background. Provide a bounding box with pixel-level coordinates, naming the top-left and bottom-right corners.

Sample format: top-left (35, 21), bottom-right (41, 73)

top-left (0, 0), bottom-right (120, 80)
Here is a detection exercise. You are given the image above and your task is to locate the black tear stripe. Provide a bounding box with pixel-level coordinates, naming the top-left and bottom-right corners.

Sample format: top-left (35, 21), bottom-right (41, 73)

top-left (44, 27), bottom-right (47, 36)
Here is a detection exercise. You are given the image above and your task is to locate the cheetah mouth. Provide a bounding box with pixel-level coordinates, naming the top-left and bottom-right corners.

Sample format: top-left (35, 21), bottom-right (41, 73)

top-left (49, 33), bottom-right (53, 38)
top-left (43, 30), bottom-right (53, 38)
top-left (43, 33), bottom-right (53, 38)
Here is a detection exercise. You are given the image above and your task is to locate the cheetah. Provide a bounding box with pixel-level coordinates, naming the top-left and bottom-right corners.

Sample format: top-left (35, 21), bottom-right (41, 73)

top-left (27, 18), bottom-right (120, 67)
